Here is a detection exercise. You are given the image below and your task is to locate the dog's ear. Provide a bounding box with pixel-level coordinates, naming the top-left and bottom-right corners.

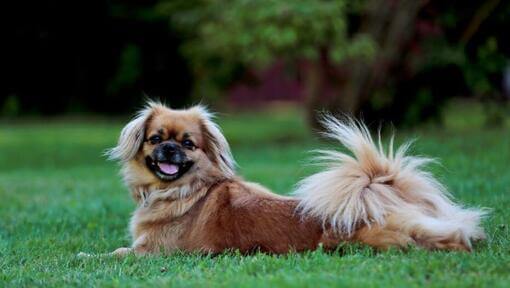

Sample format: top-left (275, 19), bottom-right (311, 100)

top-left (106, 104), bottom-right (155, 162)
top-left (191, 105), bottom-right (236, 177)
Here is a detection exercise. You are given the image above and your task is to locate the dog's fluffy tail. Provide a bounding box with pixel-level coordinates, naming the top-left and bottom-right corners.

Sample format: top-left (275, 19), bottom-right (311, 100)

top-left (293, 116), bottom-right (486, 248)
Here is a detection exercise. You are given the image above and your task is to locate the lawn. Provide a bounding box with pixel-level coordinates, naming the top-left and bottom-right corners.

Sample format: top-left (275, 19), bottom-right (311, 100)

top-left (0, 106), bottom-right (509, 287)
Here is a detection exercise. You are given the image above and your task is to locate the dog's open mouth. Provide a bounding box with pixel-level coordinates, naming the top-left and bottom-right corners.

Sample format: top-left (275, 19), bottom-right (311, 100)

top-left (146, 157), bottom-right (194, 181)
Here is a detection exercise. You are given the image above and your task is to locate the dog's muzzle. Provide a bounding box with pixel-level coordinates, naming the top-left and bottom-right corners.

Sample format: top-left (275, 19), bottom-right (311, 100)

top-left (146, 142), bottom-right (194, 181)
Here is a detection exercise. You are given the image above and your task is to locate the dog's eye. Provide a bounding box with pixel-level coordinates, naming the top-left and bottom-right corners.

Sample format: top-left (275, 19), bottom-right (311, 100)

top-left (148, 135), bottom-right (162, 145)
top-left (182, 139), bottom-right (195, 149)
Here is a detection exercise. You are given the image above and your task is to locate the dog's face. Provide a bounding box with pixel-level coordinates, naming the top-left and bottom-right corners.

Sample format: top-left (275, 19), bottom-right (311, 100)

top-left (142, 110), bottom-right (206, 182)
top-left (108, 102), bottom-right (235, 189)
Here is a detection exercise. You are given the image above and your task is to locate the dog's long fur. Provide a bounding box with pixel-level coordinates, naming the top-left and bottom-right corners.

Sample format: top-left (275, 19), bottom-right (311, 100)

top-left (294, 116), bottom-right (487, 249)
top-left (91, 102), bottom-right (486, 256)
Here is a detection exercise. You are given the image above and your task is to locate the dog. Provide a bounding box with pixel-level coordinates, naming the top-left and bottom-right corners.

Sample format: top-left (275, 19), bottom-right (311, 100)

top-left (89, 101), bottom-right (487, 256)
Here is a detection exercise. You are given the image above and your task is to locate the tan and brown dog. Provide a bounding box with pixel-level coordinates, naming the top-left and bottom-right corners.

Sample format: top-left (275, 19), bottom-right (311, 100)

top-left (83, 102), bottom-right (486, 256)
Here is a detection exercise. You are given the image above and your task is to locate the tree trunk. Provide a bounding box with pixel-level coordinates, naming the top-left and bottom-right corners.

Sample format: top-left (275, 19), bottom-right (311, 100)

top-left (303, 0), bottom-right (426, 128)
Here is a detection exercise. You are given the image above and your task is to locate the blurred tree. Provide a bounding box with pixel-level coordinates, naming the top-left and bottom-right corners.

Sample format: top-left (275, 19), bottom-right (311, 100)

top-left (158, 0), bottom-right (509, 127)
top-left (157, 0), bottom-right (377, 125)
top-left (423, 0), bottom-right (510, 126)
top-left (350, 0), bottom-right (510, 126)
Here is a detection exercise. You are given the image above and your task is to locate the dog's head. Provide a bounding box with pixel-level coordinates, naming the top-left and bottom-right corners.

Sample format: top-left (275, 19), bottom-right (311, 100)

top-left (107, 102), bottom-right (235, 189)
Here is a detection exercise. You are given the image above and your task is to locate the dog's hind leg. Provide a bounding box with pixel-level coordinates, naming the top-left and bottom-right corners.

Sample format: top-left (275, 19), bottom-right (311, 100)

top-left (382, 212), bottom-right (474, 251)
top-left (352, 224), bottom-right (415, 250)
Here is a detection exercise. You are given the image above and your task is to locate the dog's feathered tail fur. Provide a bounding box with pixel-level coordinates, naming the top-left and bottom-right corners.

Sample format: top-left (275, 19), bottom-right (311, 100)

top-left (294, 116), bottom-right (487, 249)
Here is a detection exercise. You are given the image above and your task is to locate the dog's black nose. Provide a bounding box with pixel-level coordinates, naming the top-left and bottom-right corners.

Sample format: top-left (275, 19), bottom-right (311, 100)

top-left (154, 142), bottom-right (186, 163)
top-left (162, 142), bottom-right (179, 154)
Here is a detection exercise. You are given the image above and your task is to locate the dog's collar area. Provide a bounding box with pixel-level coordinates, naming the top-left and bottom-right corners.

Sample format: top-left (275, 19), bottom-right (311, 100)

top-left (137, 178), bottom-right (231, 209)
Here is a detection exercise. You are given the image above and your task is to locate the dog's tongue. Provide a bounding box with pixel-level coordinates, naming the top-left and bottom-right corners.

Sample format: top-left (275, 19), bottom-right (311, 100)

top-left (158, 163), bottom-right (179, 175)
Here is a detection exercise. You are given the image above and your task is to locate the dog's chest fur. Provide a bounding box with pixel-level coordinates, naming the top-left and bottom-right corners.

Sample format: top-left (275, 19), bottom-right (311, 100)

top-left (128, 184), bottom-right (210, 253)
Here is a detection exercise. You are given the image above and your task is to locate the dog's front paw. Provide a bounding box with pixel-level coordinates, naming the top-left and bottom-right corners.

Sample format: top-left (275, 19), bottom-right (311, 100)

top-left (77, 248), bottom-right (133, 258)
top-left (112, 247), bottom-right (133, 256)
top-left (77, 252), bottom-right (93, 258)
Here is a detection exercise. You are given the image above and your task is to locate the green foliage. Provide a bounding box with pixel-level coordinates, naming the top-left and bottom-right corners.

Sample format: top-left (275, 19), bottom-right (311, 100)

top-left (160, 0), bottom-right (357, 64)
top-left (420, 0), bottom-right (510, 100)
top-left (421, 37), bottom-right (508, 98)
top-left (156, 0), bottom-right (375, 99)
top-left (0, 108), bottom-right (509, 286)
top-left (463, 37), bottom-right (508, 96)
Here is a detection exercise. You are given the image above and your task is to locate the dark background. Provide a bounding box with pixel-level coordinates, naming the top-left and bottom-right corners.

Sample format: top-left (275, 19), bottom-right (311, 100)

top-left (3, 0), bottom-right (509, 126)
top-left (4, 0), bottom-right (192, 115)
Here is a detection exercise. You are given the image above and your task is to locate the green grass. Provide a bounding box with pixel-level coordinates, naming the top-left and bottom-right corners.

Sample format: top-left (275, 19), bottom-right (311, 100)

top-left (1, 107), bottom-right (509, 287)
